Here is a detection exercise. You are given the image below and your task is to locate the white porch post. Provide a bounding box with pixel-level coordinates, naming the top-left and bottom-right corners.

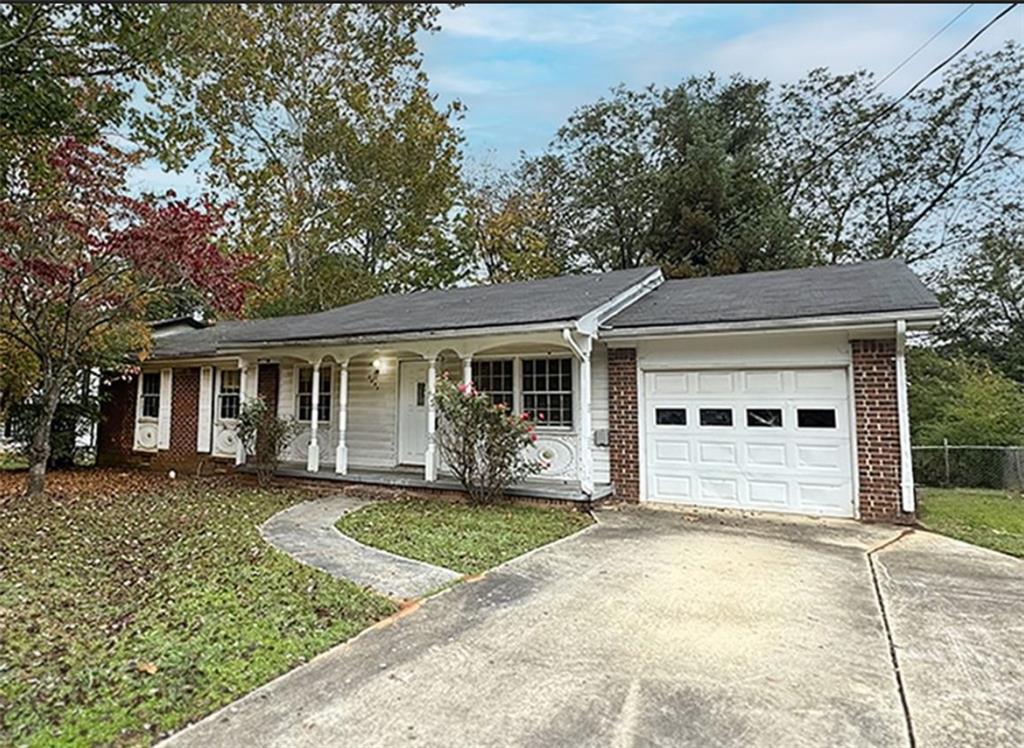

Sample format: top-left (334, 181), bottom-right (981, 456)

top-left (425, 356), bottom-right (438, 481)
top-left (462, 355), bottom-right (473, 386)
top-left (335, 360), bottom-right (349, 475)
top-left (306, 360), bottom-right (321, 473)
top-left (235, 362), bottom-right (250, 466)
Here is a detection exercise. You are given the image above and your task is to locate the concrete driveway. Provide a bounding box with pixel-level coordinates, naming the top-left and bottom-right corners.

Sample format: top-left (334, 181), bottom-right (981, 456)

top-left (164, 507), bottom-right (1023, 748)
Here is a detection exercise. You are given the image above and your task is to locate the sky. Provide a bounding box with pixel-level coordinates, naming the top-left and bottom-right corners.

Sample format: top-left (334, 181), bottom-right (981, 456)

top-left (131, 3), bottom-right (1024, 195)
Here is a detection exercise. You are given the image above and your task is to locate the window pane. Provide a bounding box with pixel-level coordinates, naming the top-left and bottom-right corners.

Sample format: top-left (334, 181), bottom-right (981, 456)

top-left (699, 408), bottom-right (733, 427)
top-left (141, 373), bottom-right (160, 418)
top-left (656, 408), bottom-right (687, 426)
top-left (221, 369), bottom-right (240, 393)
top-left (142, 372), bottom-right (161, 395)
top-left (521, 358), bottom-right (573, 427)
top-left (472, 359), bottom-right (514, 409)
top-left (220, 394), bottom-right (240, 420)
top-left (797, 409), bottom-right (836, 428)
top-left (747, 409), bottom-right (782, 428)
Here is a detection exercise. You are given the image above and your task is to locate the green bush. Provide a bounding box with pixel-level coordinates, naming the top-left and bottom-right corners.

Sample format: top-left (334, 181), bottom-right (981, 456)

top-left (434, 374), bottom-right (544, 504)
top-left (236, 398), bottom-right (299, 486)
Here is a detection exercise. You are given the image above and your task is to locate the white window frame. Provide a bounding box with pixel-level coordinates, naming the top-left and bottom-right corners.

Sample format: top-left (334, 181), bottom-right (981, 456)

top-left (138, 371), bottom-right (161, 421)
top-left (469, 354), bottom-right (576, 432)
top-left (218, 369), bottom-right (242, 421)
top-left (296, 365), bottom-right (333, 423)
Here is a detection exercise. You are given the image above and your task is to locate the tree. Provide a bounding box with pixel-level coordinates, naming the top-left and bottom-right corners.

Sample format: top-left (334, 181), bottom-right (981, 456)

top-left (137, 4), bottom-right (465, 316)
top-left (933, 224), bottom-right (1024, 382)
top-left (0, 137), bottom-right (250, 497)
top-left (457, 169), bottom-right (571, 283)
top-left (774, 42), bottom-right (1024, 264)
top-left (909, 348), bottom-right (1024, 446)
top-left (0, 4), bottom-right (197, 185)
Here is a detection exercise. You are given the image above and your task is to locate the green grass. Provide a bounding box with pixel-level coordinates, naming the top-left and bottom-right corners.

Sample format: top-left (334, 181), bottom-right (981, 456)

top-left (918, 487), bottom-right (1024, 558)
top-left (0, 472), bottom-right (395, 747)
top-left (336, 498), bottom-right (593, 575)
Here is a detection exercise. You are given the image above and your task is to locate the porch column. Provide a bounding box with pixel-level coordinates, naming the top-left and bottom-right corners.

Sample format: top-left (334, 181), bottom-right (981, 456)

top-left (335, 360), bottom-right (349, 475)
top-left (425, 356), bottom-right (438, 481)
top-left (462, 355), bottom-right (473, 386)
top-left (235, 362), bottom-right (251, 466)
top-left (306, 360), bottom-right (321, 473)
top-left (577, 339), bottom-right (595, 497)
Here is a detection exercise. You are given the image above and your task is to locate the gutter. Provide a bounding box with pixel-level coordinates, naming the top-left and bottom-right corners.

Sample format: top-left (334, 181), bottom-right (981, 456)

top-left (600, 307), bottom-right (942, 339)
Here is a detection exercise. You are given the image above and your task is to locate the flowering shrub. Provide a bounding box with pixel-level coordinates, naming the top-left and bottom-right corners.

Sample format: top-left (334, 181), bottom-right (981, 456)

top-left (434, 374), bottom-right (544, 504)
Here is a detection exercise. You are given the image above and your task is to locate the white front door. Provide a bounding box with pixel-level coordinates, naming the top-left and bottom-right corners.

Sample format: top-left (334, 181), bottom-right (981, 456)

top-left (643, 368), bottom-right (855, 517)
top-left (398, 361), bottom-right (429, 465)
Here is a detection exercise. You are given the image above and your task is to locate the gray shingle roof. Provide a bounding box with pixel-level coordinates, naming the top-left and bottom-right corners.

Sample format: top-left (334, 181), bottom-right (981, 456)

top-left (151, 266), bottom-right (659, 358)
top-left (606, 260), bottom-right (939, 330)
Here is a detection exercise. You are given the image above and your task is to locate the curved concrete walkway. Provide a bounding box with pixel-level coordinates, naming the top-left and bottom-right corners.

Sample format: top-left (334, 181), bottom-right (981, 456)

top-left (260, 495), bottom-right (462, 599)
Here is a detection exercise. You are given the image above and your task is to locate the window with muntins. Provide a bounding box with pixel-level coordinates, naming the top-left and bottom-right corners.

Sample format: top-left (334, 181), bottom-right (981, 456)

top-left (219, 369), bottom-right (241, 420)
top-left (297, 367), bottom-right (332, 422)
top-left (471, 359), bottom-right (514, 409)
top-left (140, 372), bottom-right (161, 419)
top-left (522, 357), bottom-right (573, 427)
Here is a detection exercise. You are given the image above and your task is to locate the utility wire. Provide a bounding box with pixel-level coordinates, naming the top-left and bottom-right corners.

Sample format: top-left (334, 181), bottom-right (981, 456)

top-left (798, 3), bottom-right (1018, 184)
top-left (870, 4), bottom-right (974, 93)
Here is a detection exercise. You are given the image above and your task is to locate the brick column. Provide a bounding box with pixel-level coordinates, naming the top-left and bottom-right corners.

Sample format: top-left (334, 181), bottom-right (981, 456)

top-left (165, 367), bottom-right (200, 466)
top-left (852, 340), bottom-right (913, 523)
top-left (608, 347), bottom-right (640, 502)
top-left (257, 363), bottom-right (279, 411)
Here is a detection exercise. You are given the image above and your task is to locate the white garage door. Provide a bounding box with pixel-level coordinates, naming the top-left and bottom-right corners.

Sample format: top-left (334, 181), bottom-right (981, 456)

top-left (643, 368), bottom-right (854, 517)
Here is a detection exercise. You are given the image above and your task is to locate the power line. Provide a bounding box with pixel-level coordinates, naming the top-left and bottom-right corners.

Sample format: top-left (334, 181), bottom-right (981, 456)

top-left (870, 4), bottom-right (974, 93)
top-left (799, 3), bottom-right (1018, 184)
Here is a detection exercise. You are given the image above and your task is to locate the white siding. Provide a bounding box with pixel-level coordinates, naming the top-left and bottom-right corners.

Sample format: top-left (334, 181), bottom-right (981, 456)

top-left (157, 368), bottom-right (173, 449)
top-left (347, 357), bottom-right (398, 468)
top-left (591, 343), bottom-right (610, 484)
top-left (197, 366), bottom-right (213, 453)
top-left (635, 330), bottom-right (852, 370)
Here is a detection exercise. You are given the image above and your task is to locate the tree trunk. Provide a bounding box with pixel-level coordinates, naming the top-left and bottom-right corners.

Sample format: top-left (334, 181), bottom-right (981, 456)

top-left (24, 377), bottom-right (62, 498)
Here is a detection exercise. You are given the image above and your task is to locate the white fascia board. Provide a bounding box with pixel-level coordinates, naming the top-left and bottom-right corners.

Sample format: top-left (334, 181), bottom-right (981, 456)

top-left (599, 307), bottom-right (942, 341)
top-left (575, 269), bottom-right (665, 335)
top-left (215, 320), bottom-right (573, 354)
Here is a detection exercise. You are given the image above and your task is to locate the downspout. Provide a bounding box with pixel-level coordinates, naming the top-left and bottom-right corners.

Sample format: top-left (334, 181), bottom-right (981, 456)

top-left (894, 320), bottom-right (915, 514)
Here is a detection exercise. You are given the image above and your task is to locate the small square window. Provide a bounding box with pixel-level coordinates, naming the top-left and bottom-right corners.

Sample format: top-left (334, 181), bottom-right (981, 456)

top-left (747, 409), bottom-right (782, 428)
top-left (655, 408), bottom-right (687, 426)
top-left (699, 408), bottom-right (733, 427)
top-left (797, 409), bottom-right (836, 428)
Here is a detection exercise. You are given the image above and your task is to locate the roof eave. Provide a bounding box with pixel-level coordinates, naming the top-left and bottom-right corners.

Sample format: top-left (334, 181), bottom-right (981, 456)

top-left (601, 307), bottom-right (943, 339)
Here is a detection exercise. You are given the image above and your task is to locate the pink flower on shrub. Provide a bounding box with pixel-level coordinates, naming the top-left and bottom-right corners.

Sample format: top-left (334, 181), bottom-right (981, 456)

top-left (530, 432), bottom-right (538, 442)
top-left (520, 412), bottom-right (530, 421)
top-left (538, 412), bottom-right (545, 421)
top-left (457, 383), bottom-right (467, 394)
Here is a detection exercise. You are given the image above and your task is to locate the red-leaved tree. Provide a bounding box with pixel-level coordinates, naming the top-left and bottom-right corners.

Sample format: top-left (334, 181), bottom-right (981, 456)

top-left (0, 137), bottom-right (250, 497)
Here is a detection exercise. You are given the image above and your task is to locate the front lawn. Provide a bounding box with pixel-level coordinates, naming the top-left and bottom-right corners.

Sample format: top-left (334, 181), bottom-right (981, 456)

top-left (0, 470), bottom-right (395, 747)
top-left (918, 487), bottom-right (1024, 558)
top-left (336, 497), bottom-right (593, 575)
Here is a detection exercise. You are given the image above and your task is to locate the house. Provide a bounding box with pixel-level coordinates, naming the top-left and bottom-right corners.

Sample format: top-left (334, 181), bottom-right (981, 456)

top-left (96, 259), bottom-right (941, 521)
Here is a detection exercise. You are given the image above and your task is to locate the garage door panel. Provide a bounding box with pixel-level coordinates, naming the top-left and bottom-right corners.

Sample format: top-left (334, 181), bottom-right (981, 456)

top-left (698, 441), bottom-right (737, 465)
top-left (747, 479), bottom-right (790, 507)
top-left (745, 442), bottom-right (788, 468)
top-left (644, 367), bottom-right (854, 518)
top-left (651, 437), bottom-right (690, 465)
top-left (699, 477), bottom-right (740, 503)
top-left (795, 443), bottom-right (845, 470)
top-left (651, 474), bottom-right (693, 501)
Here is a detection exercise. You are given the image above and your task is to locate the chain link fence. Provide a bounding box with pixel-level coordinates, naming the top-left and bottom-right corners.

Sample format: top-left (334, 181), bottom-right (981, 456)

top-left (913, 444), bottom-right (1024, 491)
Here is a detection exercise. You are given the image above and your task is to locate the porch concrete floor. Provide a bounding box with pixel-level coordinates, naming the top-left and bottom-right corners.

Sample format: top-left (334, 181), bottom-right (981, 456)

top-left (252, 462), bottom-right (611, 503)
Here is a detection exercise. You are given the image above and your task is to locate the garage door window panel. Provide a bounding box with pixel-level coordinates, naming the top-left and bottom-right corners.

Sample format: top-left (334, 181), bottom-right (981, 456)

top-left (797, 409), bottom-right (837, 429)
top-left (655, 408), bottom-right (687, 426)
top-left (747, 408), bottom-right (783, 428)
top-left (699, 408), bottom-right (733, 427)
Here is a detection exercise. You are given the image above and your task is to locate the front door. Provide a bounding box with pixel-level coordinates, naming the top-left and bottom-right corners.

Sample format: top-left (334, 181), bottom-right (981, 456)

top-left (398, 361), bottom-right (428, 465)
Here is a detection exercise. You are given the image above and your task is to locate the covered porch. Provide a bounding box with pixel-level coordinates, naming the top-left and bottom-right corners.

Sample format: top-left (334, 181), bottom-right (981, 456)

top-left (224, 327), bottom-right (612, 501)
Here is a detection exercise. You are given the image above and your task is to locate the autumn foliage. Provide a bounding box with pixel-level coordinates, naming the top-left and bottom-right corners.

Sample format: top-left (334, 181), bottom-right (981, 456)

top-left (0, 137), bottom-right (251, 496)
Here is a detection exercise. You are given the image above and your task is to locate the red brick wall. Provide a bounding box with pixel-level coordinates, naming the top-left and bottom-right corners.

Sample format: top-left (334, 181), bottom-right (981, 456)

top-left (608, 347), bottom-right (640, 501)
top-left (258, 363), bottom-right (279, 411)
top-left (852, 339), bottom-right (913, 523)
top-left (96, 375), bottom-right (137, 466)
top-left (160, 367), bottom-right (200, 469)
